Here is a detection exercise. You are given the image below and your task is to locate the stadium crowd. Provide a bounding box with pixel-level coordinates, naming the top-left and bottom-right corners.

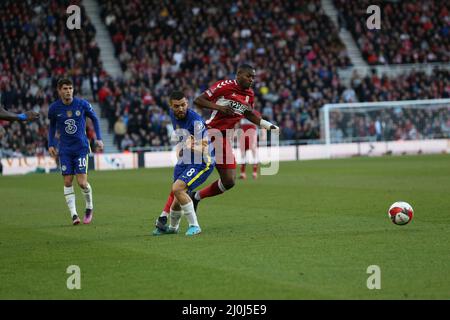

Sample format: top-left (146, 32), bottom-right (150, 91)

top-left (334, 0), bottom-right (449, 65)
top-left (0, 0), bottom-right (449, 157)
top-left (329, 104), bottom-right (450, 143)
top-left (0, 0), bottom-right (106, 157)
top-left (97, 0), bottom-right (351, 149)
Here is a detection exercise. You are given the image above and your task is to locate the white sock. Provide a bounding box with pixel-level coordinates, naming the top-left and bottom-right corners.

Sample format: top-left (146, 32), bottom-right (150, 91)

top-left (181, 201), bottom-right (199, 227)
top-left (160, 211), bottom-right (169, 218)
top-left (194, 191), bottom-right (201, 201)
top-left (218, 179), bottom-right (226, 192)
top-left (169, 209), bottom-right (182, 229)
top-left (81, 183), bottom-right (93, 210)
top-left (64, 186), bottom-right (78, 217)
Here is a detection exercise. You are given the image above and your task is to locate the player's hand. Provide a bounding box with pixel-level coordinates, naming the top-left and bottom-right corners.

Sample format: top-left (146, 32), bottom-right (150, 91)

top-left (217, 104), bottom-right (234, 116)
top-left (95, 140), bottom-right (104, 152)
top-left (215, 98), bottom-right (234, 115)
top-left (186, 135), bottom-right (208, 152)
top-left (24, 111), bottom-right (40, 121)
top-left (185, 135), bottom-right (195, 149)
top-left (270, 124), bottom-right (280, 133)
top-left (48, 147), bottom-right (58, 158)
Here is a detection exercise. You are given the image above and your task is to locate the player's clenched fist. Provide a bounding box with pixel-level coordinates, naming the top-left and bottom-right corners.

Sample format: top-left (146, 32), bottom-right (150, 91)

top-left (24, 111), bottom-right (40, 121)
top-left (95, 140), bottom-right (104, 152)
top-left (215, 97), bottom-right (234, 115)
top-left (186, 135), bottom-right (208, 153)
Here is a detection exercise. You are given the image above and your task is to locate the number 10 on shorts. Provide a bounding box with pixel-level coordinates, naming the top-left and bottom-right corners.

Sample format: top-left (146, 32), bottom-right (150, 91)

top-left (78, 157), bottom-right (87, 168)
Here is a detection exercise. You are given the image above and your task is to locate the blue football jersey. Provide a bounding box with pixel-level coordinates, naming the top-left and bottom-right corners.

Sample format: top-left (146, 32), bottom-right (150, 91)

top-left (170, 108), bottom-right (214, 164)
top-left (48, 97), bottom-right (102, 154)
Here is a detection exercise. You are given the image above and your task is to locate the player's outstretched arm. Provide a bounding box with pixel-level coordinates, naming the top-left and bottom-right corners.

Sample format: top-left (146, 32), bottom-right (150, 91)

top-left (244, 110), bottom-right (279, 132)
top-left (194, 94), bottom-right (234, 115)
top-left (0, 107), bottom-right (39, 122)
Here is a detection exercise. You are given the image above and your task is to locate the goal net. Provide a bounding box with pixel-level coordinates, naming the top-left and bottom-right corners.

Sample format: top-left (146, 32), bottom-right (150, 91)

top-left (320, 99), bottom-right (450, 145)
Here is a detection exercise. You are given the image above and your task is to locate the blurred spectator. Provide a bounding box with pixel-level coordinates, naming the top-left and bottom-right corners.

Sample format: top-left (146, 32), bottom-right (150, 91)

top-left (114, 116), bottom-right (127, 150)
top-left (120, 133), bottom-right (134, 151)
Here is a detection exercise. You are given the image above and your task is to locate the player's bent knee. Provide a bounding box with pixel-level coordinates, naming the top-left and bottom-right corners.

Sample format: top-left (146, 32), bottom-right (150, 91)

top-left (172, 187), bottom-right (182, 197)
top-left (172, 181), bottom-right (187, 196)
top-left (78, 183), bottom-right (88, 189)
top-left (63, 176), bottom-right (74, 187)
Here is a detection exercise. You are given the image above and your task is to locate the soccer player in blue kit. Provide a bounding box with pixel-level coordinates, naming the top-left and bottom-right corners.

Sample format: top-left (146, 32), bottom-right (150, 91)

top-left (48, 78), bottom-right (103, 225)
top-left (152, 91), bottom-right (215, 236)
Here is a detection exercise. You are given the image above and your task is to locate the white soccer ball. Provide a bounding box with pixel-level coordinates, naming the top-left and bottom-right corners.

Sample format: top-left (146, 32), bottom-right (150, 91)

top-left (388, 201), bottom-right (414, 225)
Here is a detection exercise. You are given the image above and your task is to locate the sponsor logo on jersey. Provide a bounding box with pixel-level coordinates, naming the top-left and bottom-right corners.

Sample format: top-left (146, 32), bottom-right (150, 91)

top-left (64, 119), bottom-right (78, 134)
top-left (229, 100), bottom-right (248, 114)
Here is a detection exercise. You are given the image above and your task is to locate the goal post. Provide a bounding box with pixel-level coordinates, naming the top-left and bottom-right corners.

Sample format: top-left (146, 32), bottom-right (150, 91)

top-left (320, 99), bottom-right (450, 150)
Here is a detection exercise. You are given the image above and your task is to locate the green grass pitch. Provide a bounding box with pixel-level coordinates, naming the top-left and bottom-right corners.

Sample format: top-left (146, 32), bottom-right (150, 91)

top-left (1, 154), bottom-right (449, 299)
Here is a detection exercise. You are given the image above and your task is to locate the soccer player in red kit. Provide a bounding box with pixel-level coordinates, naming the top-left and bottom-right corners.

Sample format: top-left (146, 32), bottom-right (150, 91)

top-left (189, 64), bottom-right (278, 211)
top-left (154, 64), bottom-right (278, 224)
top-left (238, 116), bottom-right (259, 180)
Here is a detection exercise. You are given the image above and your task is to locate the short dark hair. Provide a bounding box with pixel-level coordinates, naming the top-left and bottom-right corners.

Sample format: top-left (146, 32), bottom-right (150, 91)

top-left (57, 78), bottom-right (73, 89)
top-left (169, 90), bottom-right (185, 101)
top-left (237, 64), bottom-right (255, 73)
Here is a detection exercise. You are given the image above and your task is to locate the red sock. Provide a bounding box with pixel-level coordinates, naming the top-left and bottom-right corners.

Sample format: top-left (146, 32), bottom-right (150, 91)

top-left (253, 164), bottom-right (258, 174)
top-left (162, 191), bottom-right (174, 213)
top-left (199, 180), bottom-right (224, 199)
top-left (240, 164), bottom-right (246, 173)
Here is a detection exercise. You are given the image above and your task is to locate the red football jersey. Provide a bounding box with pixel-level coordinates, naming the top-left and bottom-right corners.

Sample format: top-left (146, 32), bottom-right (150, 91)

top-left (204, 79), bottom-right (255, 131)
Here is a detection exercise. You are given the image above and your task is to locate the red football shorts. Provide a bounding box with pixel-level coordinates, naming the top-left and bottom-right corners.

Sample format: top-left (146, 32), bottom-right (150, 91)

top-left (240, 125), bottom-right (257, 151)
top-left (209, 134), bottom-right (236, 169)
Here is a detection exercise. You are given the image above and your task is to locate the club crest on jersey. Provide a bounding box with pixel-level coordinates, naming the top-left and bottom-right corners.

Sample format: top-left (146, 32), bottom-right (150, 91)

top-left (194, 121), bottom-right (205, 132)
top-left (75, 110), bottom-right (81, 116)
top-left (67, 110), bottom-right (73, 117)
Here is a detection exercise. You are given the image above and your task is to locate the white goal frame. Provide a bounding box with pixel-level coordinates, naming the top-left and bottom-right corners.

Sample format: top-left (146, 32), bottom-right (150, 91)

top-left (320, 98), bottom-right (450, 157)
